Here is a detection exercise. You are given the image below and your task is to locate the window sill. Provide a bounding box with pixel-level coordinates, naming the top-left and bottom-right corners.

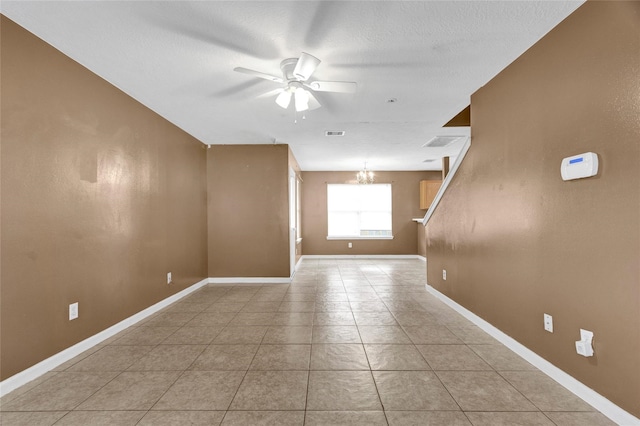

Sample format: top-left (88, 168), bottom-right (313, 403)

top-left (326, 236), bottom-right (394, 240)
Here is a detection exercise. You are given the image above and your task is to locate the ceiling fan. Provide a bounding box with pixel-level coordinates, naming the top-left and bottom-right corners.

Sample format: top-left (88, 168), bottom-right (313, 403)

top-left (234, 52), bottom-right (357, 112)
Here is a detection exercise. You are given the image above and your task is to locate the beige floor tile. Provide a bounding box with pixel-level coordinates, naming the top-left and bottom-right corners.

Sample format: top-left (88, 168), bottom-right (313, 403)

top-left (67, 346), bottom-right (154, 372)
top-left (312, 326), bottom-right (362, 343)
top-left (310, 344), bottom-right (370, 370)
top-left (0, 411), bottom-right (68, 425)
top-left (501, 371), bottom-right (596, 411)
top-left (315, 301), bottom-right (354, 312)
top-left (305, 410), bottom-right (387, 425)
top-left (364, 344), bottom-right (431, 370)
top-left (164, 301), bottom-right (210, 313)
top-left (249, 344), bottom-right (311, 370)
top-left (357, 326), bottom-right (412, 344)
top-left (543, 411), bottom-right (618, 425)
top-left (161, 326), bottom-right (223, 345)
top-left (52, 347), bottom-right (102, 372)
top-left (373, 371), bottom-right (459, 410)
top-left (0, 371), bottom-right (59, 403)
top-left (447, 326), bottom-right (498, 344)
top-left (249, 293), bottom-right (287, 302)
top-left (205, 303), bottom-right (246, 313)
top-left (437, 371), bottom-right (537, 411)
top-left (153, 371), bottom-right (245, 410)
top-left (138, 410), bottom-right (225, 425)
top-left (417, 345), bottom-right (492, 371)
top-left (392, 311), bottom-right (438, 327)
top-left (143, 312), bottom-right (197, 327)
top-left (349, 301), bottom-right (389, 312)
top-left (314, 312), bottom-right (355, 325)
top-left (271, 312), bottom-right (314, 326)
top-left (464, 411), bottom-right (554, 426)
top-left (187, 312), bottom-right (236, 326)
top-left (283, 293), bottom-right (317, 302)
top-left (55, 410), bottom-right (146, 425)
top-left (278, 301), bottom-right (316, 312)
top-left (212, 326), bottom-right (268, 344)
top-left (127, 345), bottom-right (206, 371)
top-left (230, 371), bottom-right (308, 410)
top-left (352, 311), bottom-right (398, 326)
top-left (385, 410), bottom-right (472, 425)
top-left (189, 345), bottom-right (259, 370)
top-left (0, 372), bottom-right (118, 411)
top-left (239, 301), bottom-right (282, 312)
top-left (316, 293), bottom-right (349, 302)
top-left (228, 312), bottom-right (276, 326)
top-left (307, 371), bottom-right (381, 410)
top-left (384, 300), bottom-right (427, 313)
top-left (110, 327), bottom-right (179, 346)
top-left (76, 371), bottom-right (180, 410)
top-left (402, 325), bottom-right (463, 344)
top-left (468, 344), bottom-right (537, 371)
top-left (221, 410), bottom-right (304, 425)
top-left (262, 326), bottom-right (313, 343)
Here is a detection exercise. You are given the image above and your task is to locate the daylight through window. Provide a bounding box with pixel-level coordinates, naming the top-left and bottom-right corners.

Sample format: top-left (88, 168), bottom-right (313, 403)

top-left (327, 184), bottom-right (392, 238)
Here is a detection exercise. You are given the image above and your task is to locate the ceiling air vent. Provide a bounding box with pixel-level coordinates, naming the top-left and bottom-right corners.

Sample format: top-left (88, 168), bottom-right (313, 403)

top-left (422, 158), bottom-right (439, 163)
top-left (325, 131), bottom-right (345, 136)
top-left (422, 136), bottom-right (464, 148)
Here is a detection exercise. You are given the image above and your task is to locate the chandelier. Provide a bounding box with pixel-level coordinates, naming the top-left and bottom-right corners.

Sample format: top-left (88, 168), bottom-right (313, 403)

top-left (356, 163), bottom-right (375, 184)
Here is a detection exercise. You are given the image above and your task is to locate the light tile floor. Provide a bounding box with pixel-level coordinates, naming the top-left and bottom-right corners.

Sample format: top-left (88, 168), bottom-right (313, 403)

top-left (0, 259), bottom-right (617, 425)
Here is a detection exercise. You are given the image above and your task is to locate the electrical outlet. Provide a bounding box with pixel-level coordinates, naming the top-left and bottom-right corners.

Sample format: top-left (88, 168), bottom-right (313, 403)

top-left (69, 302), bottom-right (79, 321)
top-left (442, 269), bottom-right (447, 280)
top-left (348, 242), bottom-right (352, 248)
top-left (167, 272), bottom-right (172, 284)
top-left (544, 313), bottom-right (553, 332)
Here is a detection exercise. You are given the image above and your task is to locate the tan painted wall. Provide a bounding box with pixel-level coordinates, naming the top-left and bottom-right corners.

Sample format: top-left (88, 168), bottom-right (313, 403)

top-left (425, 2), bottom-right (640, 416)
top-left (301, 171), bottom-right (440, 255)
top-left (0, 16), bottom-right (208, 380)
top-left (207, 145), bottom-right (290, 277)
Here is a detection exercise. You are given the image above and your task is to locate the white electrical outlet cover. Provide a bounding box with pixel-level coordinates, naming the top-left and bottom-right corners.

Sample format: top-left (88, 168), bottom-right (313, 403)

top-left (69, 302), bottom-right (79, 320)
top-left (544, 313), bottom-right (553, 332)
top-left (442, 270), bottom-right (447, 280)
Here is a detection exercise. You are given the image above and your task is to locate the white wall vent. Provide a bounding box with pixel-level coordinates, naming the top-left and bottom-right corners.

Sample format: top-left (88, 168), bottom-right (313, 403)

top-left (325, 131), bottom-right (345, 136)
top-left (423, 136), bottom-right (464, 148)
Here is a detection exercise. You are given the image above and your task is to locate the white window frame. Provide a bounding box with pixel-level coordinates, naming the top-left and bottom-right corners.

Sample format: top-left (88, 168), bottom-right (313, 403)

top-left (326, 183), bottom-right (394, 240)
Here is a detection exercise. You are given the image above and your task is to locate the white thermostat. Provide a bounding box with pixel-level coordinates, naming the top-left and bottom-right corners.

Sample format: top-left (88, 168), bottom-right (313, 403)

top-left (561, 152), bottom-right (598, 181)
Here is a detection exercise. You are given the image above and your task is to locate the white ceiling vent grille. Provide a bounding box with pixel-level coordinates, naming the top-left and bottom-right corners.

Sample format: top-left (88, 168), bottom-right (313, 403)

top-left (325, 131), bottom-right (345, 136)
top-left (422, 136), bottom-right (464, 148)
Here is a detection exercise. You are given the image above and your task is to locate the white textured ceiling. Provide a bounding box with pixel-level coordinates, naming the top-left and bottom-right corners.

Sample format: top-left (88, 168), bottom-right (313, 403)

top-left (1, 1), bottom-right (583, 171)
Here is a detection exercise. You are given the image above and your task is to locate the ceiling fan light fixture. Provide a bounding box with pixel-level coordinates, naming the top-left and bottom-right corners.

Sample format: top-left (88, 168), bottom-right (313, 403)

top-left (294, 88), bottom-right (310, 112)
top-left (275, 90), bottom-right (292, 109)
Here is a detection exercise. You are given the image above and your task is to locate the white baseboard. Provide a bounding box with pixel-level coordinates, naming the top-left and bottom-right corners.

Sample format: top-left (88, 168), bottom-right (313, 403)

top-left (0, 278), bottom-right (209, 398)
top-left (417, 255), bottom-right (426, 262)
top-left (301, 254), bottom-right (423, 260)
top-left (208, 277), bottom-right (291, 284)
top-left (425, 283), bottom-right (640, 426)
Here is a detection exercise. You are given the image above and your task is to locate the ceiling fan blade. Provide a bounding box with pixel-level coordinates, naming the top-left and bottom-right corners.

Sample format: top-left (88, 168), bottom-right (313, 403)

top-left (307, 91), bottom-right (321, 110)
top-left (256, 88), bottom-right (284, 99)
top-left (307, 80), bottom-right (357, 94)
top-left (233, 67), bottom-right (283, 83)
top-left (293, 52), bottom-right (321, 81)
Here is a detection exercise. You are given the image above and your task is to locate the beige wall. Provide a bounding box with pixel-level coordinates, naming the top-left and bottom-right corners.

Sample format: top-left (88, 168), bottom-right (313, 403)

top-left (0, 17), bottom-right (208, 380)
top-left (207, 145), bottom-right (290, 277)
top-left (425, 2), bottom-right (639, 417)
top-left (301, 171), bottom-right (440, 255)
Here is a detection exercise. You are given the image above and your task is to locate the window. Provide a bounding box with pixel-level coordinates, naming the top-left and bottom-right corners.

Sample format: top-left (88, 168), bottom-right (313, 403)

top-left (327, 184), bottom-right (392, 239)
